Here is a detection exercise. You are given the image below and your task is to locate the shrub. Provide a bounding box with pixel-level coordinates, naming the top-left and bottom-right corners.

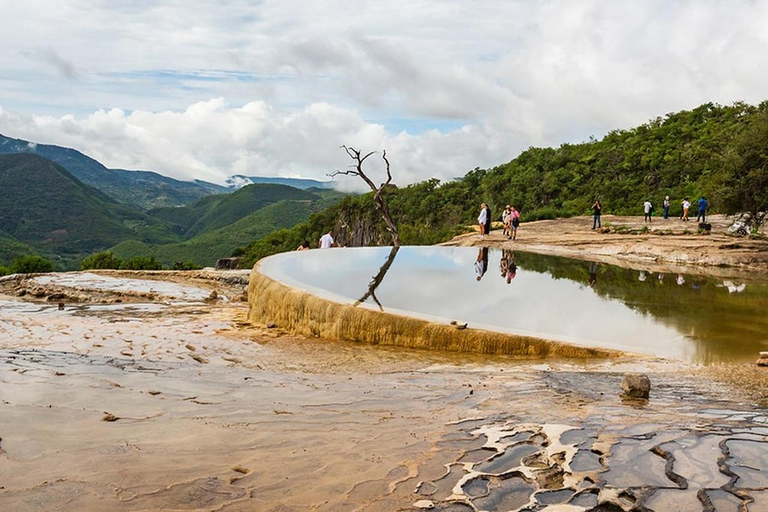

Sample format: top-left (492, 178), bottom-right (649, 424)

top-left (120, 256), bottom-right (164, 270)
top-left (10, 255), bottom-right (55, 274)
top-left (81, 251), bottom-right (123, 270)
top-left (172, 261), bottom-right (201, 270)
top-left (0, 265), bottom-right (9, 276)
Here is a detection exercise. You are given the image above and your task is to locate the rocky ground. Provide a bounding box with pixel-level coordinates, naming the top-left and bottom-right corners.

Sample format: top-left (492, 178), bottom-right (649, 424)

top-left (443, 214), bottom-right (768, 276)
top-left (1, 222), bottom-right (767, 511)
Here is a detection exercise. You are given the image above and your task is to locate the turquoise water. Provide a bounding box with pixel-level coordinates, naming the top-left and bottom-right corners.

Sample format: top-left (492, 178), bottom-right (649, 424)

top-left (259, 246), bottom-right (768, 364)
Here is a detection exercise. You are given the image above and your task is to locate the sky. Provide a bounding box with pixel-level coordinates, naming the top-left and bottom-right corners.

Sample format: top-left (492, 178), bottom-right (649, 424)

top-left (1, 0), bottom-right (768, 187)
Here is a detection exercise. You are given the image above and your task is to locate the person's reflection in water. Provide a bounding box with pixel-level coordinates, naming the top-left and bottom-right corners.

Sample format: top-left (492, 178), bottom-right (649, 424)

top-left (475, 247), bottom-right (489, 281)
top-left (658, 273), bottom-right (664, 283)
top-left (639, 271), bottom-right (648, 282)
top-left (588, 261), bottom-right (598, 287)
top-left (677, 274), bottom-right (686, 286)
top-left (499, 250), bottom-right (517, 284)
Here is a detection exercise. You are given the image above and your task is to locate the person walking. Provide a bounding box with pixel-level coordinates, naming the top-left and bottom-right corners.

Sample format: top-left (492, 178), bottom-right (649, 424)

top-left (663, 196), bottom-right (671, 219)
top-left (591, 199), bottom-right (602, 229)
top-left (477, 203), bottom-right (489, 239)
top-left (681, 198), bottom-right (691, 221)
top-left (643, 199), bottom-right (653, 223)
top-left (697, 196), bottom-right (708, 223)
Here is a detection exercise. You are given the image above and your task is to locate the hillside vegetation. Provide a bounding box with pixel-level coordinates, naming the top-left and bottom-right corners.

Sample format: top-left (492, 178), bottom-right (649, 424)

top-left (239, 101), bottom-right (768, 265)
top-left (0, 154), bottom-right (180, 268)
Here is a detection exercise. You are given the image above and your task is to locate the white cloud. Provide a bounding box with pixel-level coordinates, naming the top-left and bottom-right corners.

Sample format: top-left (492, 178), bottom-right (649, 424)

top-left (1, 0), bottom-right (768, 186)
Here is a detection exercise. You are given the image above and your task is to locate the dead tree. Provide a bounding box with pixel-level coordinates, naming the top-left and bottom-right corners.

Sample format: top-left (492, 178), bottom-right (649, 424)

top-left (354, 246), bottom-right (400, 310)
top-left (329, 146), bottom-right (401, 247)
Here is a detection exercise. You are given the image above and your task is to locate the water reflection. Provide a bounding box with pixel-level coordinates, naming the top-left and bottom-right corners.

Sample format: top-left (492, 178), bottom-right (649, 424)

top-left (260, 247), bottom-right (768, 364)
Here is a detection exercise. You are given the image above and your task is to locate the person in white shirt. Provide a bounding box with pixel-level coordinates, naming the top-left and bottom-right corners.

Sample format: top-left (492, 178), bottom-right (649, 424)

top-left (477, 203), bottom-right (488, 239)
top-left (319, 231), bottom-right (334, 249)
top-left (643, 200), bottom-right (653, 223)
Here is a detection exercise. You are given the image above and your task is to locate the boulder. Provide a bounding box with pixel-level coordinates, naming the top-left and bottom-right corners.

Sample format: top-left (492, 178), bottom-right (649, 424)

top-left (621, 373), bottom-right (651, 398)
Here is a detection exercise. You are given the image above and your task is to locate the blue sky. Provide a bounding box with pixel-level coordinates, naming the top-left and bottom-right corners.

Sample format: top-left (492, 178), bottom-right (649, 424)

top-left (1, 0), bottom-right (768, 186)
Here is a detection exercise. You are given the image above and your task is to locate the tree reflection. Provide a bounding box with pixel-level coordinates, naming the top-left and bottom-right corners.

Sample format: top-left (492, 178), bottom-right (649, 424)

top-left (354, 246), bottom-right (400, 310)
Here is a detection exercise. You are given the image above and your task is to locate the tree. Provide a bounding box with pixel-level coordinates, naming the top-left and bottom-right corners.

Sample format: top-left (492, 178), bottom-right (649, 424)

top-left (329, 146), bottom-right (400, 246)
top-left (10, 255), bottom-right (54, 273)
top-left (81, 251), bottom-right (123, 270)
top-left (708, 110), bottom-right (768, 230)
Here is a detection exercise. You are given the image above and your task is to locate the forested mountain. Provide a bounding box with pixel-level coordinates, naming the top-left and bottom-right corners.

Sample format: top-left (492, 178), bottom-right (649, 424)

top-left (0, 134), bottom-right (226, 209)
top-left (239, 101), bottom-right (768, 265)
top-left (0, 154), bottom-right (181, 268)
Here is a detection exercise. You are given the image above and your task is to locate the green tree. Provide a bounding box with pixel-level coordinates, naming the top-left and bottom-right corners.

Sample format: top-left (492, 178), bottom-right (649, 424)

top-left (81, 251), bottom-right (123, 270)
top-left (10, 255), bottom-right (55, 273)
top-left (0, 265), bottom-right (9, 276)
top-left (120, 256), bottom-right (164, 270)
top-left (707, 108), bottom-right (768, 230)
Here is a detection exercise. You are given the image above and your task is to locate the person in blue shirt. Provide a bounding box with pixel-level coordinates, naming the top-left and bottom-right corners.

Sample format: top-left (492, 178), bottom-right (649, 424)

top-left (697, 197), bottom-right (708, 223)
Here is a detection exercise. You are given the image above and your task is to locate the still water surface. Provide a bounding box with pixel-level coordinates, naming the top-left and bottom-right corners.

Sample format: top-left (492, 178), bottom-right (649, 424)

top-left (259, 246), bottom-right (768, 364)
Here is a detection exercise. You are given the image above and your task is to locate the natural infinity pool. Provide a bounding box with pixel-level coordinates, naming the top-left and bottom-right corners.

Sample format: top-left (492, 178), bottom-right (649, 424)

top-left (259, 246), bottom-right (768, 364)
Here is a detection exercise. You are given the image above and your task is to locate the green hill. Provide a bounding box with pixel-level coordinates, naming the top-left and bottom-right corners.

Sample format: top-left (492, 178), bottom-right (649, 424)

top-left (239, 101), bottom-right (768, 265)
top-left (111, 198), bottom-right (335, 267)
top-left (0, 154), bottom-right (180, 268)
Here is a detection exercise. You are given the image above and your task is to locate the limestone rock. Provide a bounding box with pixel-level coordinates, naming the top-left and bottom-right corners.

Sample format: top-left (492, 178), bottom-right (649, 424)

top-left (413, 500), bottom-right (435, 509)
top-left (621, 373), bottom-right (651, 398)
top-left (758, 358), bottom-right (768, 367)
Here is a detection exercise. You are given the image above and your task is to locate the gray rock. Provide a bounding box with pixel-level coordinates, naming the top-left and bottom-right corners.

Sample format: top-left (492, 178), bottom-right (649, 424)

top-left (621, 374), bottom-right (651, 398)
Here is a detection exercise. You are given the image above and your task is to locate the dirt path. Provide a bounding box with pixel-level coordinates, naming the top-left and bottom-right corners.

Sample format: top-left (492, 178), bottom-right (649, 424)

top-left (443, 214), bottom-right (768, 276)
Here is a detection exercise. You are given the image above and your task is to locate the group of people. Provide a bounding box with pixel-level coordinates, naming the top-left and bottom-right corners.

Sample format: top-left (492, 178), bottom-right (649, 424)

top-left (473, 247), bottom-right (517, 284)
top-left (477, 203), bottom-right (521, 240)
top-left (591, 196), bottom-right (710, 228)
top-left (643, 196), bottom-right (708, 223)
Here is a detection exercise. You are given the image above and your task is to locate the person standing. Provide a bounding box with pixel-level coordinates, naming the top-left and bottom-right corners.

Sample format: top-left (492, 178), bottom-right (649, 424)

top-left (319, 230), bottom-right (334, 249)
top-left (663, 196), bottom-right (671, 219)
top-left (502, 205), bottom-right (511, 238)
top-left (484, 204), bottom-right (492, 237)
top-left (697, 196), bottom-right (708, 223)
top-left (510, 206), bottom-right (520, 240)
top-left (682, 198), bottom-right (691, 221)
top-left (643, 199), bottom-right (653, 223)
top-left (477, 203), bottom-right (488, 239)
top-left (591, 199), bottom-right (602, 229)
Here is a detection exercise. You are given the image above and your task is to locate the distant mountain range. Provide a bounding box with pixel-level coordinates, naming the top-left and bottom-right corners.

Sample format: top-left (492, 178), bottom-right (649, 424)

top-left (0, 133), bottom-right (338, 209)
top-left (225, 175), bottom-right (336, 190)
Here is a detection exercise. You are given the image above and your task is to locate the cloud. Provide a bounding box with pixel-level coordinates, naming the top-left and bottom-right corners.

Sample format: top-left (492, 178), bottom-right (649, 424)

top-left (0, 99), bottom-right (507, 189)
top-left (21, 46), bottom-right (80, 81)
top-left (2, 0), bottom-right (768, 186)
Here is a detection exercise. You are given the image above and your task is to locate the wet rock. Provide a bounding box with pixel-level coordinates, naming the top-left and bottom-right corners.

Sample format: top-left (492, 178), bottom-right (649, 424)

top-left (207, 290), bottom-right (218, 301)
top-left (758, 352), bottom-right (768, 367)
top-left (267, 322), bottom-right (277, 329)
top-left (621, 374), bottom-right (651, 398)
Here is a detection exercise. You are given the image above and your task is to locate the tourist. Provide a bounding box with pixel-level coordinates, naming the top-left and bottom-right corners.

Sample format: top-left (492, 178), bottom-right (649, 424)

top-left (484, 203), bottom-right (492, 237)
top-left (510, 206), bottom-right (520, 240)
top-left (319, 230), bottom-right (334, 249)
top-left (474, 247), bottom-right (488, 281)
top-left (477, 203), bottom-right (489, 239)
top-left (591, 199), bottom-right (602, 229)
top-left (663, 196), bottom-right (671, 219)
top-left (296, 240), bottom-right (311, 251)
top-left (697, 196), bottom-right (708, 223)
top-left (643, 199), bottom-right (653, 223)
top-left (682, 198), bottom-right (691, 221)
top-left (502, 205), bottom-right (511, 238)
